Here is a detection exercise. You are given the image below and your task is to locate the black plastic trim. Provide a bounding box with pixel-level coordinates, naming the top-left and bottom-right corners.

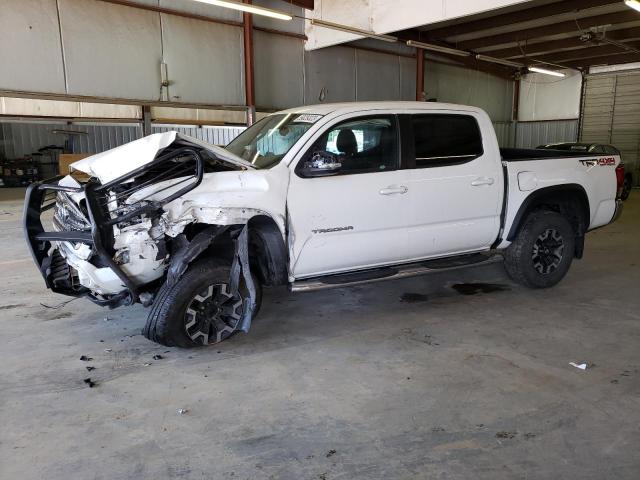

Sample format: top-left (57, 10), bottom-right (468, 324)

top-left (506, 184), bottom-right (590, 241)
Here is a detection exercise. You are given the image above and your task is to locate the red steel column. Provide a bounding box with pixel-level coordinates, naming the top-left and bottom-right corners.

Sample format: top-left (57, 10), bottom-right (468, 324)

top-left (416, 48), bottom-right (424, 101)
top-left (243, 1), bottom-right (256, 125)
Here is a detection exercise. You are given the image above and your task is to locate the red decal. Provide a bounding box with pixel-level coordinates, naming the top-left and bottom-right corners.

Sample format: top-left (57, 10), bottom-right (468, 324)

top-left (597, 157), bottom-right (616, 166)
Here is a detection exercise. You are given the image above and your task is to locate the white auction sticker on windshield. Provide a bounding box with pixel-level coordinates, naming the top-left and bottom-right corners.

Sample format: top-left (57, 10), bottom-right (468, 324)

top-left (295, 114), bottom-right (322, 123)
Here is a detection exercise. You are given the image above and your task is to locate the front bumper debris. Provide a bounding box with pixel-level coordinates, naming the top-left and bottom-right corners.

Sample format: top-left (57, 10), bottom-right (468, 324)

top-left (23, 179), bottom-right (136, 308)
top-left (23, 147), bottom-right (205, 308)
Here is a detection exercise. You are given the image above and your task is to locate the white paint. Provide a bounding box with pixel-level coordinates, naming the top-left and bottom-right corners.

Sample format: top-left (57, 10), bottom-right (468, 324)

top-left (305, 0), bottom-right (534, 50)
top-left (518, 70), bottom-right (582, 121)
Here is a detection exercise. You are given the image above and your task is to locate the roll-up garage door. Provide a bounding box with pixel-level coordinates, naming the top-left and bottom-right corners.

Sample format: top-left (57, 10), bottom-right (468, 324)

top-left (580, 71), bottom-right (640, 186)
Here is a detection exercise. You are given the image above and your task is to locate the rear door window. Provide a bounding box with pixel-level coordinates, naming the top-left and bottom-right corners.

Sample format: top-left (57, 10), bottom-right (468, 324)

top-left (408, 114), bottom-right (483, 168)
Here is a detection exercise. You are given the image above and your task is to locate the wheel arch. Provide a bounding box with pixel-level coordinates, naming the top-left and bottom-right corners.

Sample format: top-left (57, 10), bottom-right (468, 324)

top-left (506, 184), bottom-right (590, 258)
top-left (247, 215), bottom-right (288, 286)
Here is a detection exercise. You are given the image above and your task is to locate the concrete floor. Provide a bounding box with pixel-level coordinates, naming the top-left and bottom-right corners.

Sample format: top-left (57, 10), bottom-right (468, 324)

top-left (0, 187), bottom-right (638, 480)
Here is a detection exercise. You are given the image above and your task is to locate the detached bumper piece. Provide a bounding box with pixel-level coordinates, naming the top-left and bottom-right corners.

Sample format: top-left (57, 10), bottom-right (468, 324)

top-left (23, 147), bottom-right (205, 308)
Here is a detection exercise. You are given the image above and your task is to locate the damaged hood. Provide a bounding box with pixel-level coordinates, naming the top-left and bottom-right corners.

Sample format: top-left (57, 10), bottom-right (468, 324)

top-left (70, 132), bottom-right (254, 184)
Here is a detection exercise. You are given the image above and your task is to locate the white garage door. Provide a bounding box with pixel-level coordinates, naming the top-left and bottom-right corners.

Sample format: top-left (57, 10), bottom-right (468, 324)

top-left (580, 71), bottom-right (640, 186)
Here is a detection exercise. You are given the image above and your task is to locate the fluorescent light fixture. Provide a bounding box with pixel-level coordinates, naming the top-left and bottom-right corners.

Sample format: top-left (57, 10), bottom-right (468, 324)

top-left (311, 19), bottom-right (398, 43)
top-left (624, 0), bottom-right (640, 13)
top-left (475, 54), bottom-right (524, 68)
top-left (528, 66), bottom-right (566, 77)
top-left (406, 39), bottom-right (470, 57)
top-left (192, 0), bottom-right (292, 20)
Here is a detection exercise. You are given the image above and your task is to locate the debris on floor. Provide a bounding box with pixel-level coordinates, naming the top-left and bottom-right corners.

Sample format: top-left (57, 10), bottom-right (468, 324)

top-left (104, 348), bottom-right (112, 353)
top-left (79, 355), bottom-right (93, 362)
top-left (496, 431), bottom-right (517, 439)
top-left (85, 366), bottom-right (95, 372)
top-left (177, 408), bottom-right (189, 415)
top-left (83, 378), bottom-right (97, 388)
top-left (153, 354), bottom-right (164, 360)
top-left (569, 362), bottom-right (588, 370)
top-left (40, 298), bottom-right (77, 309)
top-left (325, 449), bottom-right (337, 458)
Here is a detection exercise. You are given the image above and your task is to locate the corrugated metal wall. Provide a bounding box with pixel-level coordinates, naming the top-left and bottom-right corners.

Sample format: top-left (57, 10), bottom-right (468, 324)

top-left (493, 121), bottom-right (515, 148)
top-left (580, 71), bottom-right (640, 185)
top-left (0, 122), bottom-right (142, 158)
top-left (2, 118), bottom-right (580, 159)
top-left (153, 125), bottom-right (245, 146)
top-left (515, 120), bottom-right (579, 148)
top-left (0, 121), bottom-right (246, 159)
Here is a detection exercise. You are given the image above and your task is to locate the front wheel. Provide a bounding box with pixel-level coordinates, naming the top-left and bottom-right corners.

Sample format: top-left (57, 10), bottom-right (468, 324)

top-left (143, 258), bottom-right (262, 347)
top-left (504, 210), bottom-right (575, 289)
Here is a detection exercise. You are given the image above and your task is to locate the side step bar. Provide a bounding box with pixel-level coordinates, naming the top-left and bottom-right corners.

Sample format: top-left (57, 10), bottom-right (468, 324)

top-left (291, 253), bottom-right (504, 292)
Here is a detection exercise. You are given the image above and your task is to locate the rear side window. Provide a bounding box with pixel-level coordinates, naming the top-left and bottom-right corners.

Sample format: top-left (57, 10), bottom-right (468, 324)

top-left (410, 114), bottom-right (483, 168)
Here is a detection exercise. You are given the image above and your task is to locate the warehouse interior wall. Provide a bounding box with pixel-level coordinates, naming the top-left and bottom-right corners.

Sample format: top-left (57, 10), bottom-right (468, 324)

top-left (515, 70), bottom-right (582, 147)
top-left (1, 0), bottom-right (529, 157)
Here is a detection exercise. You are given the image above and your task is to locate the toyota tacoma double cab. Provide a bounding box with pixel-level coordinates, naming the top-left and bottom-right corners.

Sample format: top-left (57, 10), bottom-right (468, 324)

top-left (24, 102), bottom-right (624, 347)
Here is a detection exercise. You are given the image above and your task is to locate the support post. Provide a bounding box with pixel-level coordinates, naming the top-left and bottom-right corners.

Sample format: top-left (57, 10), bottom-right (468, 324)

top-left (243, 1), bottom-right (256, 126)
top-left (416, 49), bottom-right (425, 101)
top-left (142, 105), bottom-right (152, 136)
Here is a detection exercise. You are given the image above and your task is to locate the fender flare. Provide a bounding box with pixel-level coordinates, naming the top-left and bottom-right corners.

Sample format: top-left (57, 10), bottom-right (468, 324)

top-left (506, 184), bottom-right (590, 256)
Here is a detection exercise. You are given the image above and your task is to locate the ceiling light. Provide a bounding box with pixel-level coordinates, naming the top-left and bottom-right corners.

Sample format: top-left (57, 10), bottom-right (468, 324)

top-left (624, 0), bottom-right (640, 13)
top-left (406, 40), bottom-right (470, 57)
top-left (192, 0), bottom-right (292, 20)
top-left (528, 66), bottom-right (566, 77)
top-left (475, 54), bottom-right (524, 68)
top-left (311, 19), bottom-right (397, 42)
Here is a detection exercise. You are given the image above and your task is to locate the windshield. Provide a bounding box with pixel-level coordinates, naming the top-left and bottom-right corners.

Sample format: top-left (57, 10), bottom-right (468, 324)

top-left (225, 113), bottom-right (320, 169)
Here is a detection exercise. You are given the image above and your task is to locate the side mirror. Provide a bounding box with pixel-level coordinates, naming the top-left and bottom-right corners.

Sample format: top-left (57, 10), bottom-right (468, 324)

top-left (300, 151), bottom-right (342, 177)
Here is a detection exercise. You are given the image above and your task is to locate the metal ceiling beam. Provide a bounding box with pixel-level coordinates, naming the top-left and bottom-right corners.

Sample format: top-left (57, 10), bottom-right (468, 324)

top-left (396, 32), bottom-right (517, 79)
top-left (487, 26), bottom-right (640, 59)
top-left (564, 52), bottom-right (640, 69)
top-left (290, 0), bottom-right (314, 8)
top-left (531, 41), bottom-right (640, 63)
top-left (454, 11), bottom-right (640, 51)
top-left (424, 0), bottom-right (618, 40)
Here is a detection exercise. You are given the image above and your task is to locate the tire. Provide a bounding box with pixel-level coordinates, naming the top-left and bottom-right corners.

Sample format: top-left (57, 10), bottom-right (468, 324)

top-left (142, 258), bottom-right (262, 348)
top-left (621, 175), bottom-right (632, 201)
top-left (504, 210), bottom-right (575, 289)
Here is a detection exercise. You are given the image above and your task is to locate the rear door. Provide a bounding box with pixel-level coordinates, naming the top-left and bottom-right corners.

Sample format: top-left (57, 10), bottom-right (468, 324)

top-left (399, 111), bottom-right (503, 260)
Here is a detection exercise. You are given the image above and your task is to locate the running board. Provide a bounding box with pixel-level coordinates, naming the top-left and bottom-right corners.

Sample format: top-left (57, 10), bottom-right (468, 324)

top-left (290, 253), bottom-right (503, 292)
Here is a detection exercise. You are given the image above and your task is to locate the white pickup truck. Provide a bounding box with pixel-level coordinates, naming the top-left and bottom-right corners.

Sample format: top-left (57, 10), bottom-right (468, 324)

top-left (24, 102), bottom-right (624, 347)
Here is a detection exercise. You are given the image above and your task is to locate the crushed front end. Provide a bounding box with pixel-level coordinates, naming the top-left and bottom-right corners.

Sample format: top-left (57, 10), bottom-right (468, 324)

top-left (24, 145), bottom-right (208, 307)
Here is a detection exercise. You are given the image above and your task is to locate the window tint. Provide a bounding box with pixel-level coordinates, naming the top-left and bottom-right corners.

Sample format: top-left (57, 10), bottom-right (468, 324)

top-left (411, 114), bottom-right (483, 167)
top-left (297, 116), bottom-right (398, 176)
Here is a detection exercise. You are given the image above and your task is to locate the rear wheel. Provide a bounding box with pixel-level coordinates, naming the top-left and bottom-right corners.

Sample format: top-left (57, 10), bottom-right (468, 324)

top-left (504, 210), bottom-right (575, 289)
top-left (143, 258), bottom-right (262, 347)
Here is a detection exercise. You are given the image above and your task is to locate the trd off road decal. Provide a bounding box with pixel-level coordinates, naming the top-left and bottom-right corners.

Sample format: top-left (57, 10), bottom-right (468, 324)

top-left (580, 157), bottom-right (616, 167)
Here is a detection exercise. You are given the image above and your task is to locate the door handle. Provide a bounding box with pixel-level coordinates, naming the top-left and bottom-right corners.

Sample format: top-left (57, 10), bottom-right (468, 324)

top-left (471, 177), bottom-right (495, 186)
top-left (379, 185), bottom-right (408, 195)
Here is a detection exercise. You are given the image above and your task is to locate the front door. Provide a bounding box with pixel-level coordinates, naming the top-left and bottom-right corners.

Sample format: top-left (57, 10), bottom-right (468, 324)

top-left (287, 114), bottom-right (410, 278)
